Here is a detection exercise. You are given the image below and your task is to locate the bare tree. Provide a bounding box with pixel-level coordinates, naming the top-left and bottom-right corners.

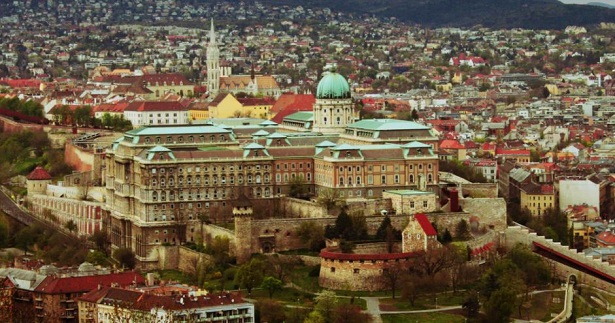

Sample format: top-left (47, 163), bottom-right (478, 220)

top-left (382, 261), bottom-right (409, 299)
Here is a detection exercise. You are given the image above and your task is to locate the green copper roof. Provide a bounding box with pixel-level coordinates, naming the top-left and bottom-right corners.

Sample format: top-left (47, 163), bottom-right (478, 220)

top-left (348, 119), bottom-right (430, 131)
top-left (284, 111), bottom-right (314, 122)
top-left (316, 72), bottom-right (351, 99)
top-left (402, 141), bottom-right (432, 148)
top-left (316, 140), bottom-right (337, 147)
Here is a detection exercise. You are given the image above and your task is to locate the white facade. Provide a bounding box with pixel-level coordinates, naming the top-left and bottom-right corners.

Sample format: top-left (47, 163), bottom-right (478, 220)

top-left (124, 110), bottom-right (190, 127)
top-left (312, 98), bottom-right (357, 133)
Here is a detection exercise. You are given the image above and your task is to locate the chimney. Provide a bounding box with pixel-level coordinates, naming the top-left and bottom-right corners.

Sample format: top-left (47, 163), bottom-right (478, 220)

top-left (450, 188), bottom-right (459, 212)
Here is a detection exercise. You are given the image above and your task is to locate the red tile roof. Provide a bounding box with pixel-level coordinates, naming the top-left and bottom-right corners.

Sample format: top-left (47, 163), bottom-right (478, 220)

top-left (26, 166), bottom-right (52, 180)
top-left (270, 94), bottom-right (315, 124)
top-left (440, 139), bottom-right (465, 150)
top-left (415, 213), bottom-right (437, 236)
top-left (596, 231), bottom-right (615, 246)
top-left (80, 287), bottom-right (247, 311)
top-left (35, 272), bottom-right (145, 294)
top-left (124, 101), bottom-right (187, 112)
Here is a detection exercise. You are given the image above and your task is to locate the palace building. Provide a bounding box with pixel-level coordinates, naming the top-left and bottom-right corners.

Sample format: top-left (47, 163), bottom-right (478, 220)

top-left (103, 67), bottom-right (439, 268)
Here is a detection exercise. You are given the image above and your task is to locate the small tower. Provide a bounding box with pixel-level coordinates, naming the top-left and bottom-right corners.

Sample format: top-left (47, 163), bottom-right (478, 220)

top-left (233, 193), bottom-right (253, 264)
top-left (206, 18), bottom-right (220, 98)
top-left (26, 166), bottom-right (52, 196)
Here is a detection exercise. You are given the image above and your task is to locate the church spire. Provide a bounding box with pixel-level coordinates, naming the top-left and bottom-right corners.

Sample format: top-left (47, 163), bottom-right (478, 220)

top-left (209, 18), bottom-right (216, 45)
top-left (206, 18), bottom-right (220, 99)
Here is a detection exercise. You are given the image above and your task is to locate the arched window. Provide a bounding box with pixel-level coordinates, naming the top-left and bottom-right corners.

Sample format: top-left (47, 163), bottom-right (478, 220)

top-left (339, 177), bottom-right (344, 185)
top-left (409, 174), bottom-right (414, 183)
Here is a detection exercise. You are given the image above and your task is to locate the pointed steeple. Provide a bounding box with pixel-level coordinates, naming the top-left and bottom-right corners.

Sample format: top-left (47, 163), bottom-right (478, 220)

top-left (209, 18), bottom-right (216, 45)
top-left (206, 18), bottom-right (220, 99)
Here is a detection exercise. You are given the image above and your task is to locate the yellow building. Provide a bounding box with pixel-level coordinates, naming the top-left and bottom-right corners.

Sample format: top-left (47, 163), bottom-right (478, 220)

top-left (142, 74), bottom-right (195, 100)
top-left (188, 102), bottom-right (209, 121)
top-left (208, 93), bottom-right (274, 119)
top-left (208, 93), bottom-right (243, 118)
top-left (520, 182), bottom-right (555, 217)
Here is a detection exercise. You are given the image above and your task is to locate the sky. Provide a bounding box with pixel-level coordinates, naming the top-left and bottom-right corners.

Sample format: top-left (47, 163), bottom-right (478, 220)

top-left (559, 0), bottom-right (615, 5)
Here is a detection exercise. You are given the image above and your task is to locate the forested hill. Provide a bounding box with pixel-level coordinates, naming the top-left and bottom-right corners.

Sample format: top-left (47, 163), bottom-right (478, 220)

top-left (264, 0), bottom-right (615, 29)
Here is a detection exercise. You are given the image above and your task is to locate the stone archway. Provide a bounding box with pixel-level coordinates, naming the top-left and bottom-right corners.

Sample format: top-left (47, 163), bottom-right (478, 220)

top-left (259, 236), bottom-right (276, 254)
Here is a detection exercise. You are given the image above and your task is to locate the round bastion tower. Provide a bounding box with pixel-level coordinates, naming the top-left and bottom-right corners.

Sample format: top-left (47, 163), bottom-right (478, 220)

top-left (312, 69), bottom-right (358, 133)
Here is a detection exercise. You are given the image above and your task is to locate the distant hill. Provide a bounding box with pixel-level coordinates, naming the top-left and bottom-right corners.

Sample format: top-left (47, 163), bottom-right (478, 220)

top-left (587, 2), bottom-right (615, 8)
top-left (264, 0), bottom-right (615, 29)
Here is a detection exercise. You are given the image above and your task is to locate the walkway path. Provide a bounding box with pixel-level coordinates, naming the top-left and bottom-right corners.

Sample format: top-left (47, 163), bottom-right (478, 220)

top-left (363, 297), bottom-right (383, 323)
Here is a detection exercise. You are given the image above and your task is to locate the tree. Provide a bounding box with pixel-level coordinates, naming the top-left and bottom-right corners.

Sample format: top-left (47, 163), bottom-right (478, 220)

top-left (261, 276), bottom-right (283, 298)
top-left (414, 246), bottom-right (457, 278)
top-left (316, 188), bottom-right (342, 212)
top-left (65, 220), bottom-right (77, 234)
top-left (333, 303), bottom-right (371, 323)
top-left (234, 259), bottom-right (264, 295)
top-left (376, 215), bottom-right (392, 240)
top-left (383, 261), bottom-right (408, 299)
top-left (311, 291), bottom-right (338, 323)
top-left (113, 247), bottom-right (136, 269)
top-left (256, 299), bottom-right (286, 323)
top-left (289, 175), bottom-right (309, 198)
top-left (15, 227), bottom-right (36, 255)
top-left (455, 219), bottom-right (470, 240)
top-left (462, 291), bottom-right (480, 317)
top-left (296, 221), bottom-right (325, 252)
top-left (334, 209), bottom-right (353, 239)
top-left (206, 236), bottom-right (230, 269)
top-left (0, 220), bottom-right (8, 248)
top-left (89, 230), bottom-right (111, 256)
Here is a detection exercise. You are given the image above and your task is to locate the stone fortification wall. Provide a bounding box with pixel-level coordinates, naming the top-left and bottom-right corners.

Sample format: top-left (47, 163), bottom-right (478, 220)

top-left (460, 183), bottom-right (499, 198)
top-left (279, 197), bottom-right (391, 218)
top-left (157, 245), bottom-right (179, 270)
top-left (178, 246), bottom-right (212, 275)
top-left (280, 197), bottom-right (327, 218)
top-left (319, 252), bottom-right (415, 291)
top-left (234, 214), bottom-right (409, 263)
top-left (353, 242), bottom-right (402, 254)
top-left (505, 226), bottom-right (615, 285)
top-left (202, 224), bottom-right (236, 256)
top-left (157, 246), bottom-right (212, 273)
top-left (458, 197), bottom-right (507, 231)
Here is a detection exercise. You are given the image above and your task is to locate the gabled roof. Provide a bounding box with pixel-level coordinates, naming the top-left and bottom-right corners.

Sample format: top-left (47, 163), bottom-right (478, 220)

top-left (35, 272), bottom-right (145, 294)
top-left (27, 166), bottom-right (52, 180)
top-left (415, 213), bottom-right (437, 236)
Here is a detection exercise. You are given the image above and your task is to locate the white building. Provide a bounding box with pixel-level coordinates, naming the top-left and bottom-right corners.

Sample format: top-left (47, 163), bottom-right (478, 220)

top-left (123, 101), bottom-right (190, 127)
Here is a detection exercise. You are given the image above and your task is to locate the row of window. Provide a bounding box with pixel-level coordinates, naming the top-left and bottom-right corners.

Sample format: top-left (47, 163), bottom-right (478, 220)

top-left (144, 134), bottom-right (228, 144)
top-left (275, 162), bottom-right (312, 170)
top-left (151, 174), bottom-right (269, 187)
top-left (151, 165), bottom-right (267, 174)
top-left (339, 174), bottom-right (434, 185)
top-left (275, 173), bottom-right (311, 183)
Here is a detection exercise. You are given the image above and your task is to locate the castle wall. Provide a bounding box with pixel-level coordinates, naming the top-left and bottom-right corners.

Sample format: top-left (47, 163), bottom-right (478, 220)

top-left (319, 255), bottom-right (414, 291)
top-left (280, 197), bottom-right (327, 218)
top-left (234, 214), bottom-right (410, 263)
top-left (505, 226), bottom-right (615, 286)
top-left (460, 183), bottom-right (499, 198)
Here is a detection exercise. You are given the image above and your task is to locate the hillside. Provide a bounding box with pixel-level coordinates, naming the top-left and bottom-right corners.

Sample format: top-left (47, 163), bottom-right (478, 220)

top-left (265, 0), bottom-right (615, 29)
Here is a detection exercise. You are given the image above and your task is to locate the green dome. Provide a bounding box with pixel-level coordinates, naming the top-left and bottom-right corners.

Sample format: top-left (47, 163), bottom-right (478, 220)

top-left (316, 72), bottom-right (350, 99)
